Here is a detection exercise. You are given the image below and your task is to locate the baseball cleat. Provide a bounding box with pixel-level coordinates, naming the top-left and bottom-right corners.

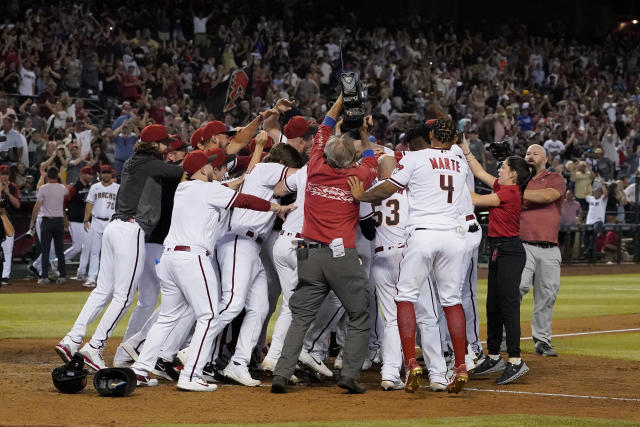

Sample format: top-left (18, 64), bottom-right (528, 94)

top-left (79, 344), bottom-right (107, 372)
top-left (429, 382), bottom-right (447, 392)
top-left (177, 377), bottom-right (217, 392)
top-left (381, 379), bottom-right (404, 391)
top-left (120, 342), bottom-right (140, 362)
top-left (362, 348), bottom-right (379, 371)
top-left (447, 365), bottom-right (469, 394)
top-left (334, 349), bottom-right (343, 370)
top-left (176, 348), bottom-right (188, 367)
top-left (223, 361), bottom-right (261, 387)
top-left (473, 355), bottom-right (506, 376)
top-left (298, 350), bottom-right (333, 377)
top-left (28, 264), bottom-right (40, 279)
top-left (136, 374), bottom-right (159, 387)
top-left (496, 360), bottom-right (529, 385)
top-left (113, 360), bottom-right (133, 368)
top-left (535, 341), bottom-right (558, 357)
top-left (260, 356), bottom-right (277, 373)
top-left (153, 358), bottom-right (180, 381)
top-left (82, 281), bottom-right (96, 288)
top-left (55, 336), bottom-right (81, 363)
top-left (404, 360), bottom-right (423, 394)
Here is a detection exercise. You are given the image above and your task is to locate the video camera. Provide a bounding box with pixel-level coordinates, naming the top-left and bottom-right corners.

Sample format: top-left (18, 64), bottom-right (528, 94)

top-left (488, 140), bottom-right (512, 162)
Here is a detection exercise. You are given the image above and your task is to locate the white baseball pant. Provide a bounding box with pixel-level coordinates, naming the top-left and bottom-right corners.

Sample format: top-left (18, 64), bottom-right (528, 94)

top-left (132, 249), bottom-right (218, 382)
top-left (416, 275), bottom-right (448, 384)
top-left (81, 220), bottom-right (145, 350)
top-left (207, 234), bottom-right (269, 367)
top-left (113, 243), bottom-right (163, 364)
top-left (63, 221), bottom-right (88, 262)
top-left (1, 233), bottom-right (13, 279)
top-left (86, 217), bottom-right (110, 282)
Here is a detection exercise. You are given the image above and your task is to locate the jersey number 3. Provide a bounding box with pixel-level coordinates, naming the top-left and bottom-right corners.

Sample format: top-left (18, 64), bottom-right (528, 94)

top-left (440, 174), bottom-right (454, 204)
top-left (373, 199), bottom-right (400, 226)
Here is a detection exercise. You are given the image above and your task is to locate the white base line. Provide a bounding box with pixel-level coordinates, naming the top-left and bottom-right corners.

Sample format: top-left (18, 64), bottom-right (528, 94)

top-left (466, 387), bottom-right (640, 403)
top-left (476, 328), bottom-right (640, 344)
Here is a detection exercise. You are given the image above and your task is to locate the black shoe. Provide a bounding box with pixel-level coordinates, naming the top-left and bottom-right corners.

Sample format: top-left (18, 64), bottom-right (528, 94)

top-left (1, 278), bottom-right (8, 286)
top-left (203, 362), bottom-right (227, 382)
top-left (271, 375), bottom-right (288, 393)
top-left (473, 355), bottom-right (506, 376)
top-left (534, 341), bottom-right (558, 357)
top-left (152, 358), bottom-right (180, 381)
top-left (28, 265), bottom-right (39, 279)
top-left (496, 360), bottom-right (529, 385)
top-left (337, 376), bottom-right (366, 394)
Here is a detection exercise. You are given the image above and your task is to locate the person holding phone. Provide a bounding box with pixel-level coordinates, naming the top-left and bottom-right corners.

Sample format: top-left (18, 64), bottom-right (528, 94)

top-left (459, 135), bottom-right (535, 385)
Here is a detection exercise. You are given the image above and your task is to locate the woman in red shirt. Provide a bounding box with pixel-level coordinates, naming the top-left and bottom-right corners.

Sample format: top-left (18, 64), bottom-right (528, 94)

top-left (460, 136), bottom-right (535, 385)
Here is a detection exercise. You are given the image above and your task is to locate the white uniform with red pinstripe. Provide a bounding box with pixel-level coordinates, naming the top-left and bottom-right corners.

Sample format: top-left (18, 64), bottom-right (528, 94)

top-left (131, 179), bottom-right (237, 385)
top-left (208, 162), bottom-right (289, 378)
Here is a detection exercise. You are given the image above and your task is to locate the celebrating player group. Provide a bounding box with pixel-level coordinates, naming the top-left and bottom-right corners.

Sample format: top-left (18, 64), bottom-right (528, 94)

top-left (53, 92), bottom-right (535, 395)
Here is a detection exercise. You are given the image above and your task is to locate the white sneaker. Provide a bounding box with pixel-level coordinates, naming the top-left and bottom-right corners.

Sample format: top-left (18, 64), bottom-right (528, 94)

top-left (381, 378), bottom-right (404, 391)
top-left (82, 281), bottom-right (96, 288)
top-left (429, 381), bottom-right (447, 392)
top-left (362, 348), bottom-right (378, 371)
top-left (79, 344), bottom-right (107, 372)
top-left (373, 348), bottom-right (382, 364)
top-left (334, 349), bottom-right (343, 370)
top-left (222, 361), bottom-right (261, 387)
top-left (55, 336), bottom-right (81, 363)
top-left (113, 360), bottom-right (133, 368)
top-left (136, 374), bottom-right (158, 387)
top-left (176, 348), bottom-right (188, 367)
top-left (120, 342), bottom-right (140, 362)
top-left (177, 377), bottom-right (217, 392)
top-left (465, 346), bottom-right (477, 372)
top-left (260, 356), bottom-right (277, 373)
top-left (289, 374), bottom-right (299, 384)
top-left (299, 350), bottom-right (333, 377)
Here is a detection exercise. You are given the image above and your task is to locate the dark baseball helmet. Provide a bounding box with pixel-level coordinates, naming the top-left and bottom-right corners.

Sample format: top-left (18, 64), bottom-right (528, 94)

top-left (51, 353), bottom-right (89, 394)
top-left (93, 367), bottom-right (137, 397)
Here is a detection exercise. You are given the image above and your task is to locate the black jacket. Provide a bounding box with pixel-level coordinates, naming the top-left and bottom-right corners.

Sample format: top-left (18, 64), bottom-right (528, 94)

top-left (112, 153), bottom-right (183, 237)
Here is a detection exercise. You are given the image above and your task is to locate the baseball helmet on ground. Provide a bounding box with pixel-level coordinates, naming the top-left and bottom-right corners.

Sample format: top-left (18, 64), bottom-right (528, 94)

top-left (51, 353), bottom-right (89, 394)
top-left (93, 367), bottom-right (137, 397)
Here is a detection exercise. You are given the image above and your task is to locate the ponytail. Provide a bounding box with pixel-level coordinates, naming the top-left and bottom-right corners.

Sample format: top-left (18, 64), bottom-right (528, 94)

top-left (506, 156), bottom-right (536, 196)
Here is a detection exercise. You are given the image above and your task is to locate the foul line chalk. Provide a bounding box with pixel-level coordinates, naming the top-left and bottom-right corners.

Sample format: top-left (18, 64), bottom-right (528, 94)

top-left (475, 328), bottom-right (640, 344)
top-left (466, 387), bottom-right (640, 402)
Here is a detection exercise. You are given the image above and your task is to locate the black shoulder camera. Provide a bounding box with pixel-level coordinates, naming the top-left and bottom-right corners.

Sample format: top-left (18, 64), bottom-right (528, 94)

top-left (488, 140), bottom-right (512, 162)
top-left (340, 71), bottom-right (366, 131)
top-left (0, 198), bottom-right (7, 209)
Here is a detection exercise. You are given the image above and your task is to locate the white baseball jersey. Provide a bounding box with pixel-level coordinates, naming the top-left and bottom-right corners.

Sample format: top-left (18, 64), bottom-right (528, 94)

top-left (370, 180), bottom-right (409, 248)
top-left (164, 179), bottom-right (238, 254)
top-left (281, 165), bottom-right (307, 233)
top-left (228, 162), bottom-right (288, 238)
top-left (449, 144), bottom-right (475, 216)
top-left (86, 182), bottom-right (120, 219)
top-left (388, 148), bottom-right (468, 229)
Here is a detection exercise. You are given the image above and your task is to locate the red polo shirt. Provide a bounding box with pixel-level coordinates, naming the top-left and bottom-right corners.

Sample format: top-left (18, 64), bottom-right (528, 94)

top-left (302, 123), bottom-right (377, 248)
top-left (488, 181), bottom-right (522, 238)
top-left (520, 170), bottom-right (566, 244)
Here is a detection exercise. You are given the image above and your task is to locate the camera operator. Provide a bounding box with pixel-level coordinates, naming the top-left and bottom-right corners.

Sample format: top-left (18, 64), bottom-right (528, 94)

top-left (271, 93), bottom-right (377, 395)
top-left (460, 135), bottom-right (535, 385)
top-left (0, 165), bottom-right (20, 285)
top-left (0, 116), bottom-right (20, 165)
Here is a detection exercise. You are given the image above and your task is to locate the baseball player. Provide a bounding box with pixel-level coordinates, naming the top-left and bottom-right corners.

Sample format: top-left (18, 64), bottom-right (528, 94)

top-left (55, 124), bottom-right (184, 372)
top-left (82, 165), bottom-right (119, 288)
top-left (349, 119), bottom-right (470, 394)
top-left (211, 144), bottom-right (300, 386)
top-left (62, 166), bottom-right (94, 281)
top-left (130, 148), bottom-right (292, 390)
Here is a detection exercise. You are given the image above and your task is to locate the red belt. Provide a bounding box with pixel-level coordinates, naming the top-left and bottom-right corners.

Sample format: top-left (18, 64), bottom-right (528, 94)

top-left (280, 230), bottom-right (302, 238)
top-left (94, 216), bottom-right (110, 221)
top-left (173, 245), bottom-right (211, 256)
top-left (465, 214), bottom-right (476, 221)
top-left (374, 244), bottom-right (405, 254)
top-left (245, 231), bottom-right (264, 244)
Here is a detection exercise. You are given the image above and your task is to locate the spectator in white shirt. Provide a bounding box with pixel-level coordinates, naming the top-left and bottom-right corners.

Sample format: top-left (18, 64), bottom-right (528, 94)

top-left (18, 61), bottom-right (36, 96)
top-left (543, 131), bottom-right (565, 158)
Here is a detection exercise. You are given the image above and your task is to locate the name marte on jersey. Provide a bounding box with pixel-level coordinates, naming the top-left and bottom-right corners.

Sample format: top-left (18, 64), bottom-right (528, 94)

top-left (429, 157), bottom-right (461, 172)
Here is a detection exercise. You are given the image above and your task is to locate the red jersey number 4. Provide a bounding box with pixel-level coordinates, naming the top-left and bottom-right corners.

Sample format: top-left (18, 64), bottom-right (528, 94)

top-left (440, 174), bottom-right (454, 204)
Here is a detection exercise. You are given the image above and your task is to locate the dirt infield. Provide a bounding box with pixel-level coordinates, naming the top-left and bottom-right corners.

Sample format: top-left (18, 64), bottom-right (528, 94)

top-left (2, 315), bottom-right (639, 425)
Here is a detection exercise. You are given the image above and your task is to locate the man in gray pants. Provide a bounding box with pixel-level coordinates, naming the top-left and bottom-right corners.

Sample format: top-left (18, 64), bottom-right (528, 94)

top-left (271, 94), bottom-right (378, 394)
top-left (520, 144), bottom-right (566, 356)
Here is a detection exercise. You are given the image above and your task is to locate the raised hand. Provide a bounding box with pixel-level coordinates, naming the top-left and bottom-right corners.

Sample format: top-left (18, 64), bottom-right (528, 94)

top-left (347, 176), bottom-right (365, 201)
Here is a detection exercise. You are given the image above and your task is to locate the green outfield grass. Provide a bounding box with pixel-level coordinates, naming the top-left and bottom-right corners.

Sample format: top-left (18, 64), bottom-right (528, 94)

top-left (152, 415), bottom-right (640, 427)
top-left (1, 274), bottom-right (639, 341)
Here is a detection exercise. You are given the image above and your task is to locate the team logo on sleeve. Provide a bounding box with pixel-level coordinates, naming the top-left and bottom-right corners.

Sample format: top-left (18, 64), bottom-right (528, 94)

top-left (392, 164), bottom-right (404, 175)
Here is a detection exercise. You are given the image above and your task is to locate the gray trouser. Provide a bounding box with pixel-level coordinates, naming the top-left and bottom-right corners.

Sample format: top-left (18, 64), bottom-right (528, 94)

top-left (519, 244), bottom-right (562, 345)
top-left (274, 246), bottom-right (370, 380)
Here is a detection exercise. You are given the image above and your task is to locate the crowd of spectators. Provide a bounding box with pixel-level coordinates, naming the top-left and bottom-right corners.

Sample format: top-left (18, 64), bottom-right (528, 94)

top-left (0, 1), bottom-right (639, 236)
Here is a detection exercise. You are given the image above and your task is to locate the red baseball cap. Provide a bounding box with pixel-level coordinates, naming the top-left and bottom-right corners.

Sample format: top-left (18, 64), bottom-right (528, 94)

top-left (80, 166), bottom-right (95, 175)
top-left (167, 135), bottom-right (188, 153)
top-left (201, 121), bottom-right (237, 142)
top-left (100, 165), bottom-right (115, 174)
top-left (425, 119), bottom-right (437, 126)
top-left (284, 116), bottom-right (310, 139)
top-left (248, 135), bottom-right (274, 153)
top-left (190, 127), bottom-right (204, 148)
top-left (182, 148), bottom-right (235, 174)
top-left (140, 124), bottom-right (176, 143)
top-left (0, 165), bottom-right (10, 175)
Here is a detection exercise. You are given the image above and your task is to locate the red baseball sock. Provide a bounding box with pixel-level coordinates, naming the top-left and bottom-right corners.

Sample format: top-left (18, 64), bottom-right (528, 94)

top-left (443, 304), bottom-right (467, 370)
top-left (396, 301), bottom-right (417, 367)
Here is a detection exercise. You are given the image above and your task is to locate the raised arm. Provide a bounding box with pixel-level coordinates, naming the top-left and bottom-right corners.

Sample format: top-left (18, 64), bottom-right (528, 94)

top-left (460, 134), bottom-right (496, 188)
top-left (348, 177), bottom-right (398, 203)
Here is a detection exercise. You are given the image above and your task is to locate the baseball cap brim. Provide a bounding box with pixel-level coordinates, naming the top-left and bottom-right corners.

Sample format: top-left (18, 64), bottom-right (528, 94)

top-left (156, 136), bottom-right (177, 143)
